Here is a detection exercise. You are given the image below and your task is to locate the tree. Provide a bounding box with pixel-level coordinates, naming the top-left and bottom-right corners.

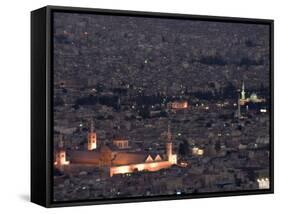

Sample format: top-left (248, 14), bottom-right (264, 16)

top-left (179, 140), bottom-right (191, 157)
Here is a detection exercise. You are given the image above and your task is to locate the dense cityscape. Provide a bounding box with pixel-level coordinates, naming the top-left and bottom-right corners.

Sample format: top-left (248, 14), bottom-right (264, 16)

top-left (52, 12), bottom-right (271, 202)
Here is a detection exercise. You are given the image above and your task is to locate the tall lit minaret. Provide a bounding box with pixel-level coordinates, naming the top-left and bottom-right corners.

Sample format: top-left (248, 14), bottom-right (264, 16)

top-left (166, 123), bottom-right (173, 162)
top-left (88, 119), bottom-right (97, 150)
top-left (241, 81), bottom-right (245, 100)
top-left (55, 135), bottom-right (69, 168)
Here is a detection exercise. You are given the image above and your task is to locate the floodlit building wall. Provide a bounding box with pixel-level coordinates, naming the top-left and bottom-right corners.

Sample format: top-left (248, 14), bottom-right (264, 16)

top-left (110, 160), bottom-right (173, 177)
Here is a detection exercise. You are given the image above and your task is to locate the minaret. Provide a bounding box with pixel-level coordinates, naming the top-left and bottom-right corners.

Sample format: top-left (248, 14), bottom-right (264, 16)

top-left (166, 123), bottom-right (173, 162)
top-left (55, 135), bottom-right (69, 168)
top-left (241, 81), bottom-right (245, 100)
top-left (88, 119), bottom-right (97, 150)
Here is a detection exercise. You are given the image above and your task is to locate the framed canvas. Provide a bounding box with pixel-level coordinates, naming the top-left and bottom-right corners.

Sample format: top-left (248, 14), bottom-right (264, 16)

top-left (31, 5), bottom-right (274, 207)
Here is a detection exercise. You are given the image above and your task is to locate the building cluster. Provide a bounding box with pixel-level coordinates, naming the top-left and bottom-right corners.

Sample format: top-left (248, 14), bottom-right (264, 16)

top-left (236, 81), bottom-right (267, 119)
top-left (55, 121), bottom-right (178, 177)
top-left (239, 81), bottom-right (266, 106)
top-left (53, 81), bottom-right (270, 201)
top-left (52, 12), bottom-right (271, 201)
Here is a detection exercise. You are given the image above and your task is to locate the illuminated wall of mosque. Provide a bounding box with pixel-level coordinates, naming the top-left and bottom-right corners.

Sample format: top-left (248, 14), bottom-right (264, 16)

top-left (110, 154), bottom-right (177, 177)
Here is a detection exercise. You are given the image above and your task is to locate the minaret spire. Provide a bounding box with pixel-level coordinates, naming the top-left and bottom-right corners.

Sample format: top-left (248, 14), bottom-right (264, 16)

top-left (59, 134), bottom-right (64, 148)
top-left (241, 80), bottom-right (245, 100)
top-left (88, 118), bottom-right (97, 150)
top-left (166, 122), bottom-right (177, 164)
top-left (90, 118), bottom-right (94, 133)
top-left (167, 123), bottom-right (172, 143)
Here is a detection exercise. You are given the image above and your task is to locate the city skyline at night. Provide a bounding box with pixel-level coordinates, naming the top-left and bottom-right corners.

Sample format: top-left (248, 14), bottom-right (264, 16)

top-left (52, 11), bottom-right (271, 202)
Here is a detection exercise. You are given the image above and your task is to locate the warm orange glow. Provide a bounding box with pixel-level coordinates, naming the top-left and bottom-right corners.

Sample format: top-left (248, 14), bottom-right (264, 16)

top-left (65, 121), bottom-right (180, 177)
top-left (169, 154), bottom-right (178, 164)
top-left (110, 165), bottom-right (132, 176)
top-left (113, 139), bottom-right (129, 149)
top-left (61, 160), bottom-right (70, 165)
top-left (55, 150), bottom-right (70, 167)
top-left (239, 99), bottom-right (246, 106)
top-left (136, 164), bottom-right (145, 171)
top-left (115, 165), bottom-right (131, 174)
top-left (170, 101), bottom-right (188, 110)
top-left (192, 147), bottom-right (204, 156)
top-left (110, 160), bottom-right (177, 177)
top-left (88, 132), bottom-right (97, 150)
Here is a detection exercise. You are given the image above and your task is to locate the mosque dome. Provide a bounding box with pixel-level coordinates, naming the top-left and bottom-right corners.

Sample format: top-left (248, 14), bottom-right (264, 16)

top-left (250, 93), bottom-right (258, 102)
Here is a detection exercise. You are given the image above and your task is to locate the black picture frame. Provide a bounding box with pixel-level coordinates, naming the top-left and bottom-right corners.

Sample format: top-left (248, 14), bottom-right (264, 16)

top-left (31, 5), bottom-right (274, 208)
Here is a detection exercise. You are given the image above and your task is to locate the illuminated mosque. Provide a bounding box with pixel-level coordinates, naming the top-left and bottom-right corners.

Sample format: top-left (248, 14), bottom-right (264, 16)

top-left (239, 81), bottom-right (265, 106)
top-left (235, 81), bottom-right (267, 118)
top-left (54, 121), bottom-right (178, 177)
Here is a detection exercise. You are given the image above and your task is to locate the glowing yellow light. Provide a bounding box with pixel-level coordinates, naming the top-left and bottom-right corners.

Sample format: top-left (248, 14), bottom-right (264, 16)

top-left (137, 164), bottom-right (144, 171)
top-left (192, 147), bottom-right (204, 156)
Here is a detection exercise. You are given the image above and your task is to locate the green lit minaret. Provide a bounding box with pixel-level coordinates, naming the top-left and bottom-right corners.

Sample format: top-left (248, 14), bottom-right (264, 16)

top-left (241, 81), bottom-right (245, 100)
